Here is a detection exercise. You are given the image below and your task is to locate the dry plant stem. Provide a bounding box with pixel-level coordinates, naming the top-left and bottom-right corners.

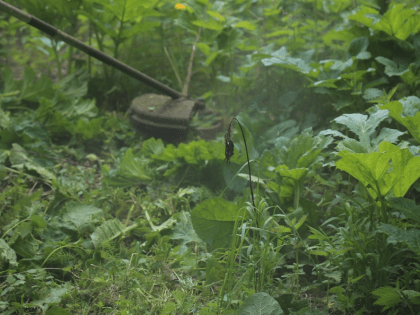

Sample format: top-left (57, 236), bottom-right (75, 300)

top-left (182, 27), bottom-right (202, 95)
top-left (182, 3), bottom-right (209, 95)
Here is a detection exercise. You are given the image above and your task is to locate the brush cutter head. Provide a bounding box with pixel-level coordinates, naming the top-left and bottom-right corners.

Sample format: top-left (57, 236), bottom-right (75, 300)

top-left (128, 93), bottom-right (197, 141)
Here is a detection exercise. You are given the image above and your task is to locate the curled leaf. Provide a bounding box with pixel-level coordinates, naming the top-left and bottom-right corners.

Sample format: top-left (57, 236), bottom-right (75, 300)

top-left (224, 134), bottom-right (234, 163)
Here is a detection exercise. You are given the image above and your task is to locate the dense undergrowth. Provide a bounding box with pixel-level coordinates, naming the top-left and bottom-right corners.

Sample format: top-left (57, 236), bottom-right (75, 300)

top-left (1, 0), bottom-right (420, 314)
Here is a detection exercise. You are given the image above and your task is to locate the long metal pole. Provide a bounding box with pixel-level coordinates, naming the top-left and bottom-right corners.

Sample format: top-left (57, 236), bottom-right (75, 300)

top-left (0, 0), bottom-right (188, 101)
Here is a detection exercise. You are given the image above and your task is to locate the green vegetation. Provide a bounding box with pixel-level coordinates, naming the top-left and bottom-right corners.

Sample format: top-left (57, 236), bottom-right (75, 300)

top-left (1, 0), bottom-right (420, 314)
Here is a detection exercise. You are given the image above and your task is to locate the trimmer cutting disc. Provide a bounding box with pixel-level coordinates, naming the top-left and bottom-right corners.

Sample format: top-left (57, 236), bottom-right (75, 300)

top-left (128, 94), bottom-right (196, 140)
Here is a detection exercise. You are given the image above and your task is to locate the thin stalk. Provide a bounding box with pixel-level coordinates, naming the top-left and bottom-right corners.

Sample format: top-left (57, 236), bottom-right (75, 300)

top-left (88, 20), bottom-right (92, 75)
top-left (295, 248), bottom-right (300, 295)
top-left (41, 240), bottom-right (83, 267)
top-left (224, 118), bottom-right (256, 210)
top-left (52, 40), bottom-right (62, 80)
top-left (67, 20), bottom-right (77, 75)
top-left (93, 28), bottom-right (109, 83)
top-left (164, 46), bottom-right (183, 90)
top-left (159, 17), bottom-right (165, 77)
top-left (218, 215), bottom-right (241, 308)
top-left (182, 27), bottom-right (202, 95)
top-left (112, 0), bottom-right (127, 78)
top-left (314, 0), bottom-right (318, 62)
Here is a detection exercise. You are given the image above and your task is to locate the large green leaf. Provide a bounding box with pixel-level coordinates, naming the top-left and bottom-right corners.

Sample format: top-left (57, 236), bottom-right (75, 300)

top-left (152, 140), bottom-right (228, 166)
top-left (63, 202), bottom-right (103, 231)
top-left (4, 118), bottom-right (51, 149)
top-left (380, 97), bottom-right (420, 144)
top-left (0, 239), bottom-right (18, 268)
top-left (153, 143), bottom-right (178, 162)
top-left (234, 20), bottom-right (257, 31)
top-left (363, 88), bottom-right (385, 101)
top-left (114, 148), bottom-right (152, 185)
top-left (375, 57), bottom-right (419, 85)
top-left (191, 197), bottom-right (243, 250)
top-left (336, 142), bottom-right (420, 199)
top-left (320, 111), bottom-right (405, 153)
top-left (323, 25), bottom-right (370, 46)
top-left (374, 4), bottom-right (420, 41)
top-left (238, 292), bottom-right (284, 315)
top-left (274, 128), bottom-right (332, 168)
top-left (73, 117), bottom-right (103, 140)
top-left (91, 219), bottom-right (126, 248)
top-left (31, 283), bottom-right (72, 313)
top-left (141, 137), bottom-right (165, 157)
top-left (11, 235), bottom-right (40, 259)
top-left (275, 166), bottom-right (308, 185)
top-left (349, 4), bottom-right (420, 40)
top-left (170, 211), bottom-right (202, 253)
top-left (178, 141), bottom-right (214, 164)
top-left (335, 111), bottom-right (387, 151)
top-left (261, 47), bottom-right (319, 78)
top-left (10, 144), bottom-right (56, 181)
top-left (61, 98), bottom-right (98, 120)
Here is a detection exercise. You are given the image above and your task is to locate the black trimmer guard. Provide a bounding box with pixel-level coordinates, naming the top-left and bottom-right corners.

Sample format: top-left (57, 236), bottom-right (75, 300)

top-left (128, 94), bottom-right (196, 140)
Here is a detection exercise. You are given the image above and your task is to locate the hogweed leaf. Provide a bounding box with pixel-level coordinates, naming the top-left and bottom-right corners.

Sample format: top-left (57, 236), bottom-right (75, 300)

top-left (91, 219), bottom-right (126, 248)
top-left (349, 6), bottom-right (379, 29)
top-left (64, 202), bottom-right (103, 231)
top-left (321, 111), bottom-right (404, 153)
top-left (334, 111), bottom-right (388, 152)
top-left (376, 4), bottom-right (420, 40)
top-left (170, 211), bottom-right (202, 252)
top-left (191, 197), bottom-right (243, 250)
top-left (349, 4), bottom-right (420, 40)
top-left (372, 128), bottom-right (406, 151)
top-left (0, 239), bottom-right (18, 268)
top-left (380, 97), bottom-right (420, 144)
top-left (336, 151), bottom-right (390, 198)
top-left (261, 46), bottom-right (319, 78)
top-left (116, 148), bottom-right (152, 183)
top-left (238, 292), bottom-right (284, 315)
top-left (336, 142), bottom-right (420, 199)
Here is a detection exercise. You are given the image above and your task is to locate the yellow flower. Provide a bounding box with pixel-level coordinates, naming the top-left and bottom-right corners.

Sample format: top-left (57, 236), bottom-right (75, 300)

top-left (175, 3), bottom-right (186, 10)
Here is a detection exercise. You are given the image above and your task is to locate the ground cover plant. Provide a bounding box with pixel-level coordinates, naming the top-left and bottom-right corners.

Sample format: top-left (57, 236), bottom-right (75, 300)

top-left (1, 0), bottom-right (420, 314)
